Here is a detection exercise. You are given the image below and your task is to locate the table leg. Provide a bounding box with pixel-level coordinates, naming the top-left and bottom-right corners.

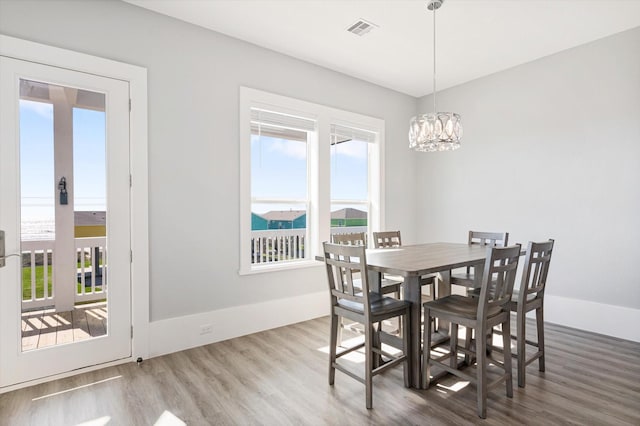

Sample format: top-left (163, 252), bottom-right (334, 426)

top-left (403, 275), bottom-right (421, 388)
top-left (368, 269), bottom-right (382, 293)
top-left (436, 270), bottom-right (451, 334)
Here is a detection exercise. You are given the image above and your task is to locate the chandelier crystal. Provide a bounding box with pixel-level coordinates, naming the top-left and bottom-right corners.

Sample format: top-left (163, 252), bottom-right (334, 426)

top-left (409, 0), bottom-right (462, 152)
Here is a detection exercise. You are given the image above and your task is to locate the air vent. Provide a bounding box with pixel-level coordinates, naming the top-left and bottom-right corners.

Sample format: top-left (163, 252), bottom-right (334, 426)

top-left (346, 19), bottom-right (378, 36)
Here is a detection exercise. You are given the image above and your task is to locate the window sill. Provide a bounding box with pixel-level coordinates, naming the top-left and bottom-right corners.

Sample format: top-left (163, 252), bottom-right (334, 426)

top-left (238, 259), bottom-right (323, 276)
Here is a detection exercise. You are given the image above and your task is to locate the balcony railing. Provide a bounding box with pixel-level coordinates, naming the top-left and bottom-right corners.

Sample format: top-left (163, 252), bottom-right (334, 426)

top-left (250, 226), bottom-right (366, 265)
top-left (21, 237), bottom-right (107, 311)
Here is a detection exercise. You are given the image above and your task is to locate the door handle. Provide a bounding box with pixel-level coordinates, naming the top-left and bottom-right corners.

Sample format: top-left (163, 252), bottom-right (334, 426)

top-left (0, 230), bottom-right (20, 268)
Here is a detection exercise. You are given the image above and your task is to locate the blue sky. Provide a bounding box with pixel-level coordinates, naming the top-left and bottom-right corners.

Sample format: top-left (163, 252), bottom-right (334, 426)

top-left (251, 134), bottom-right (368, 214)
top-left (20, 99), bottom-right (106, 221)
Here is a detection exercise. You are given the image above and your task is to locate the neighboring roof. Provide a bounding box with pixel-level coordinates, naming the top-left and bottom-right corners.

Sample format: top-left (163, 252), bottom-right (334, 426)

top-left (262, 210), bottom-right (306, 222)
top-left (75, 211), bottom-right (106, 226)
top-left (331, 208), bottom-right (366, 220)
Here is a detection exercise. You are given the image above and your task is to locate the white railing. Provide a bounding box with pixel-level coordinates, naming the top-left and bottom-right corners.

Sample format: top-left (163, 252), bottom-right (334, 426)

top-left (21, 237), bottom-right (107, 311)
top-left (21, 240), bottom-right (55, 310)
top-left (251, 229), bottom-right (305, 264)
top-left (250, 226), bottom-right (367, 265)
top-left (75, 237), bottom-right (107, 303)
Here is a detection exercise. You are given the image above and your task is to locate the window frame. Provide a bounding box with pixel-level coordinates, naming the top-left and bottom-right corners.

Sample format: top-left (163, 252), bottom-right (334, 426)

top-left (239, 87), bottom-right (385, 275)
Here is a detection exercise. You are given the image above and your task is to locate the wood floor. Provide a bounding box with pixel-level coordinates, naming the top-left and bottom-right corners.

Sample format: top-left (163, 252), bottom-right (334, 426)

top-left (21, 302), bottom-right (107, 351)
top-left (1, 315), bottom-right (639, 425)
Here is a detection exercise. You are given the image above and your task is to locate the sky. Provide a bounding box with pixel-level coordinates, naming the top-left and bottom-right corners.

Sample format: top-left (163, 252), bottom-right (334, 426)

top-left (20, 95), bottom-right (368, 226)
top-left (250, 133), bottom-right (369, 215)
top-left (19, 99), bottom-right (106, 222)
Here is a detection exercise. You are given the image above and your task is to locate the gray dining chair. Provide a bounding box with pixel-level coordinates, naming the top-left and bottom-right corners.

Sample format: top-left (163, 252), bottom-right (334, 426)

top-left (372, 230), bottom-right (436, 298)
top-left (331, 232), bottom-right (402, 344)
top-left (332, 232), bottom-right (402, 298)
top-left (323, 242), bottom-right (411, 409)
top-left (467, 239), bottom-right (555, 387)
top-left (507, 239), bottom-right (555, 387)
top-left (450, 231), bottom-right (509, 290)
top-left (423, 244), bottom-right (521, 419)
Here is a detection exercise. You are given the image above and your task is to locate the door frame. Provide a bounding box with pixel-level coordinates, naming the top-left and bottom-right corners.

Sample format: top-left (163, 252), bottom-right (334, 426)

top-left (0, 34), bottom-right (149, 393)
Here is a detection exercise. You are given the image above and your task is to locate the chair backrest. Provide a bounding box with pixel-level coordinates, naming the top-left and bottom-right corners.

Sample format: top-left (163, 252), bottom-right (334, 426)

top-left (518, 239), bottom-right (554, 303)
top-left (466, 231), bottom-right (510, 273)
top-left (477, 245), bottom-right (521, 320)
top-left (469, 231), bottom-right (509, 247)
top-left (372, 231), bottom-right (402, 248)
top-left (332, 232), bottom-right (367, 246)
top-left (323, 242), bottom-right (372, 316)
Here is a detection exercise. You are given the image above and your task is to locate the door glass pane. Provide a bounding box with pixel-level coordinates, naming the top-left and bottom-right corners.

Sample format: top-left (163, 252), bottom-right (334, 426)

top-left (19, 79), bottom-right (108, 352)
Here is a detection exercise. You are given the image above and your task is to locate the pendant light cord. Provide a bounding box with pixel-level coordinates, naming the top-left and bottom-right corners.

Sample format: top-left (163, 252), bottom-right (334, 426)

top-left (433, 2), bottom-right (437, 114)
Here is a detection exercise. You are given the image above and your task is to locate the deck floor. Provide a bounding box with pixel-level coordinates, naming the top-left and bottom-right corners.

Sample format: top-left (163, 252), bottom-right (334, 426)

top-left (21, 302), bottom-right (107, 351)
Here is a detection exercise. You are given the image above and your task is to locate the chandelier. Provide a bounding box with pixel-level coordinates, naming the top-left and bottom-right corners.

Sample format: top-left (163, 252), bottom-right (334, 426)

top-left (409, 0), bottom-right (462, 152)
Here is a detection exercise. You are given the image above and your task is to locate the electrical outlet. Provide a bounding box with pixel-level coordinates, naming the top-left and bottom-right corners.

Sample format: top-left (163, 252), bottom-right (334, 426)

top-left (199, 324), bottom-right (213, 335)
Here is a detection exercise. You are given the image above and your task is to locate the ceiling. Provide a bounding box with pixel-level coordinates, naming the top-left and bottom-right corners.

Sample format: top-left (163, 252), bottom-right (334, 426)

top-left (123, 0), bottom-right (640, 97)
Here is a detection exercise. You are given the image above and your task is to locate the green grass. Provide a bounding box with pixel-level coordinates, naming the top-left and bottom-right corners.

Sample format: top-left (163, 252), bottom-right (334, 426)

top-left (22, 265), bottom-right (53, 299)
top-left (22, 260), bottom-right (103, 300)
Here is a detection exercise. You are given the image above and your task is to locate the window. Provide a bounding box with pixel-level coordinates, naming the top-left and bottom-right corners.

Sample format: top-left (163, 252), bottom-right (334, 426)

top-left (330, 124), bottom-right (376, 238)
top-left (239, 87), bottom-right (384, 274)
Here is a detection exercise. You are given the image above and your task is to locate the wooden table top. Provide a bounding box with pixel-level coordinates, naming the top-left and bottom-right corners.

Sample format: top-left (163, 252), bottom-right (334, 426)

top-left (364, 242), bottom-right (489, 277)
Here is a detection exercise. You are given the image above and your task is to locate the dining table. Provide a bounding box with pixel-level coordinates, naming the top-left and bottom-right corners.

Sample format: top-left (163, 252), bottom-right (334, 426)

top-left (365, 242), bottom-right (490, 389)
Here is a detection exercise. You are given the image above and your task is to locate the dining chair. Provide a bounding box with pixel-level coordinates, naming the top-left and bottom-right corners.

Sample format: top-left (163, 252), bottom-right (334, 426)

top-left (422, 244), bottom-right (521, 419)
top-left (331, 232), bottom-right (401, 298)
top-left (450, 231), bottom-right (509, 290)
top-left (323, 242), bottom-right (411, 409)
top-left (467, 239), bottom-right (555, 387)
top-left (372, 231), bottom-right (436, 299)
top-left (508, 239), bottom-right (555, 387)
top-left (331, 232), bottom-right (402, 343)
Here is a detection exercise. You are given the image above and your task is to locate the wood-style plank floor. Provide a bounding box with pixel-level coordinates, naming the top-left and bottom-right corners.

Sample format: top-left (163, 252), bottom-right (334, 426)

top-left (1, 315), bottom-right (639, 425)
top-left (21, 302), bottom-right (107, 351)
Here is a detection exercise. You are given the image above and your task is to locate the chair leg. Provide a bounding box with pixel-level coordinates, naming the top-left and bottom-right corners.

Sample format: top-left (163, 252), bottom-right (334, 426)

top-left (464, 327), bottom-right (473, 366)
top-left (365, 323), bottom-right (374, 409)
top-left (476, 326), bottom-right (487, 419)
top-left (517, 309), bottom-right (526, 388)
top-left (329, 312), bottom-right (339, 386)
top-left (502, 318), bottom-right (513, 398)
top-left (337, 316), bottom-right (344, 347)
top-left (537, 306), bottom-right (545, 372)
top-left (422, 309), bottom-right (433, 389)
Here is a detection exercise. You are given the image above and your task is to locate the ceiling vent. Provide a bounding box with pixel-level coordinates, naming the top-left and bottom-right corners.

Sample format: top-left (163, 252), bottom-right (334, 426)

top-left (346, 19), bottom-right (378, 36)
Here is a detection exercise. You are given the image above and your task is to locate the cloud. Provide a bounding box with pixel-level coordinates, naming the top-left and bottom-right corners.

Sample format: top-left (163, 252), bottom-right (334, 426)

top-left (20, 100), bottom-right (53, 120)
top-left (331, 140), bottom-right (368, 160)
top-left (266, 138), bottom-right (307, 160)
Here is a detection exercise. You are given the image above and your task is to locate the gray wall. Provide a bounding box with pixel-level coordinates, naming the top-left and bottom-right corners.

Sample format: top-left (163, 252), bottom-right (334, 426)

top-left (0, 0), bottom-right (419, 321)
top-left (416, 27), bottom-right (640, 309)
top-left (3, 0), bottom-right (637, 325)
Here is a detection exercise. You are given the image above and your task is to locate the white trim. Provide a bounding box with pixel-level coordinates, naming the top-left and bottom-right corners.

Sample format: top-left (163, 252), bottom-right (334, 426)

top-left (148, 291), bottom-right (328, 357)
top-left (239, 259), bottom-right (323, 276)
top-left (0, 35), bottom-right (150, 369)
top-left (239, 87), bottom-right (385, 275)
top-left (544, 294), bottom-right (640, 342)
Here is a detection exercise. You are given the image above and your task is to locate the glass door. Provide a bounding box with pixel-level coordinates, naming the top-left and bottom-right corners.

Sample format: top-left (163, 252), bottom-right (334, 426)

top-left (0, 57), bottom-right (131, 387)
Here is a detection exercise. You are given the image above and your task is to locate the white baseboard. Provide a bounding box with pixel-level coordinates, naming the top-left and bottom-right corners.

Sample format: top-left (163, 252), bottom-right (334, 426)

top-left (149, 291), bottom-right (329, 357)
top-left (544, 294), bottom-right (640, 342)
top-left (148, 292), bottom-right (639, 359)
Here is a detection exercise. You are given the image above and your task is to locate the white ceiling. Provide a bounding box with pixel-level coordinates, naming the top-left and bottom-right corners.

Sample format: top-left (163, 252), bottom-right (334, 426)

top-left (124, 0), bottom-right (640, 97)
